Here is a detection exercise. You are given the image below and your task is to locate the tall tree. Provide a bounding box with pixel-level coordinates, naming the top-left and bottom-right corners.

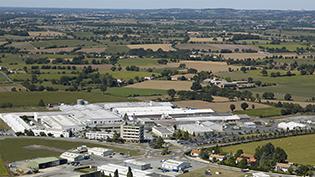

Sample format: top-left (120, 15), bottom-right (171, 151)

top-left (114, 169), bottom-right (119, 177)
top-left (127, 167), bottom-right (133, 177)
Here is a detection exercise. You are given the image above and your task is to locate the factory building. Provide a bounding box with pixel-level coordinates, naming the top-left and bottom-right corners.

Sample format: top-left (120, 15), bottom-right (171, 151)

top-left (88, 147), bottom-right (113, 157)
top-left (161, 159), bottom-right (190, 172)
top-left (98, 164), bottom-right (165, 177)
top-left (85, 131), bottom-right (113, 140)
top-left (124, 159), bottom-right (151, 170)
top-left (152, 126), bottom-right (174, 139)
top-left (278, 122), bottom-right (306, 130)
top-left (178, 123), bottom-right (213, 136)
top-left (120, 123), bottom-right (144, 143)
top-left (59, 152), bottom-right (87, 162)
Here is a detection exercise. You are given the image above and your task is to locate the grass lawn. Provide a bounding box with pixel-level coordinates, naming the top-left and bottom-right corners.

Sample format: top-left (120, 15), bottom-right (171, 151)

top-left (235, 107), bottom-right (282, 118)
top-left (0, 160), bottom-right (9, 176)
top-left (219, 70), bottom-right (315, 101)
top-left (222, 134), bottom-right (315, 165)
top-left (107, 87), bottom-right (167, 97)
top-left (0, 138), bottom-right (141, 162)
top-left (0, 91), bottom-right (135, 107)
top-left (179, 165), bottom-right (245, 177)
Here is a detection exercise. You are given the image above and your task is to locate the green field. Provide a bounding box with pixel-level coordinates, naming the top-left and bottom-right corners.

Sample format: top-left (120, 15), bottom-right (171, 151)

top-left (118, 58), bottom-right (159, 67)
top-left (106, 71), bottom-right (158, 80)
top-left (107, 87), bottom-right (167, 97)
top-left (257, 42), bottom-right (309, 52)
top-left (235, 107), bottom-right (282, 118)
top-left (222, 134), bottom-right (315, 165)
top-left (219, 70), bottom-right (315, 101)
top-left (0, 138), bottom-right (141, 162)
top-left (105, 45), bottom-right (129, 54)
top-left (0, 91), bottom-right (134, 107)
top-left (0, 160), bottom-right (9, 176)
top-left (31, 40), bottom-right (101, 48)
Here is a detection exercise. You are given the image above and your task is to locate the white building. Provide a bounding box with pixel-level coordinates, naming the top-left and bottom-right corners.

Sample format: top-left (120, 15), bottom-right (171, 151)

top-left (120, 123), bottom-right (144, 143)
top-left (161, 159), bottom-right (190, 172)
top-left (243, 122), bottom-right (257, 129)
top-left (178, 123), bottom-right (213, 136)
top-left (98, 164), bottom-right (157, 177)
top-left (59, 152), bottom-right (85, 162)
top-left (85, 131), bottom-right (113, 140)
top-left (152, 126), bottom-right (174, 139)
top-left (88, 147), bottom-right (113, 157)
top-left (124, 159), bottom-right (151, 170)
top-left (278, 122), bottom-right (306, 130)
top-left (200, 121), bottom-right (223, 132)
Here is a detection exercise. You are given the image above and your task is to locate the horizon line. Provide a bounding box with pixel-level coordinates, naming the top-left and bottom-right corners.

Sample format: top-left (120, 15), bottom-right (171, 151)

top-left (0, 6), bottom-right (312, 11)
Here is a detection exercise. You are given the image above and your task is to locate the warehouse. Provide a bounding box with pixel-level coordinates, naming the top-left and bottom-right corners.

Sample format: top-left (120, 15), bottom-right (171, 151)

top-left (152, 126), bottom-right (174, 138)
top-left (124, 159), bottom-right (151, 170)
top-left (98, 164), bottom-right (159, 177)
top-left (9, 157), bottom-right (66, 175)
top-left (278, 122), bottom-right (306, 130)
top-left (161, 159), bottom-right (190, 172)
top-left (60, 152), bottom-right (86, 162)
top-left (178, 123), bottom-right (213, 136)
top-left (88, 147), bottom-right (113, 157)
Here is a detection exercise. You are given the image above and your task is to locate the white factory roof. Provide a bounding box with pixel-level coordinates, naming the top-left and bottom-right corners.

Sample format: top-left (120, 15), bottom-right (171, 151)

top-left (278, 121), bottom-right (306, 130)
top-left (98, 164), bottom-right (152, 177)
top-left (39, 114), bottom-right (83, 129)
top-left (103, 101), bottom-right (173, 110)
top-left (113, 106), bottom-right (214, 117)
top-left (0, 113), bottom-right (32, 132)
top-left (175, 114), bottom-right (240, 122)
top-left (162, 159), bottom-right (188, 166)
top-left (59, 104), bottom-right (121, 121)
top-left (178, 123), bottom-right (213, 133)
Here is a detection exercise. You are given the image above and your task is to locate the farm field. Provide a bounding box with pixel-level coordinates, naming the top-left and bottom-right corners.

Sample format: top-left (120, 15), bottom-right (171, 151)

top-left (176, 43), bottom-right (258, 51)
top-left (106, 87), bottom-right (167, 97)
top-left (0, 91), bottom-right (134, 107)
top-left (127, 80), bottom-right (192, 91)
top-left (222, 134), bottom-right (315, 165)
top-left (222, 52), bottom-right (271, 60)
top-left (235, 107), bottom-right (282, 117)
top-left (31, 39), bottom-right (101, 48)
top-left (174, 100), bottom-right (271, 112)
top-left (105, 45), bottom-right (130, 54)
top-left (167, 61), bottom-right (239, 73)
top-left (219, 70), bottom-right (315, 101)
top-left (28, 31), bottom-right (65, 37)
top-left (257, 43), bottom-right (310, 52)
top-left (127, 44), bottom-right (175, 51)
top-left (118, 58), bottom-right (159, 67)
top-left (106, 71), bottom-right (158, 80)
top-left (77, 47), bottom-right (106, 53)
top-left (179, 165), bottom-right (244, 177)
top-left (0, 137), bottom-right (141, 162)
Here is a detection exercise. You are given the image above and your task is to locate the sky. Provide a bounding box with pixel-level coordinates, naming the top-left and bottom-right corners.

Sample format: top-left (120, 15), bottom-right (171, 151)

top-left (0, 0), bottom-right (315, 10)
